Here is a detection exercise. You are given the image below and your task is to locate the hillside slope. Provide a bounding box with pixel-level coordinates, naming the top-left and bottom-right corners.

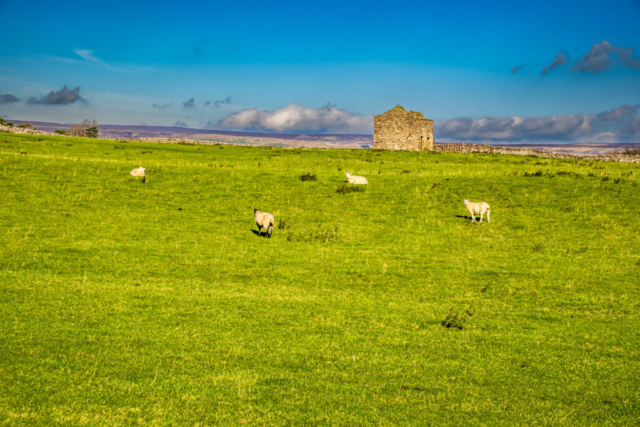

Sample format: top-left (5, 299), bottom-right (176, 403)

top-left (1, 133), bottom-right (639, 425)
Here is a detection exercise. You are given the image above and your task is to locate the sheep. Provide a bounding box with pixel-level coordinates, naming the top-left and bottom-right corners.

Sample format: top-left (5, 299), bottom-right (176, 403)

top-left (254, 208), bottom-right (274, 238)
top-left (345, 172), bottom-right (368, 185)
top-left (464, 199), bottom-right (490, 223)
top-left (131, 167), bottom-right (146, 177)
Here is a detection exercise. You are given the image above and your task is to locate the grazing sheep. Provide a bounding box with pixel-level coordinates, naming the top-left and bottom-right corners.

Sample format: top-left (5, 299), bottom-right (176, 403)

top-left (254, 209), bottom-right (274, 238)
top-left (131, 167), bottom-right (146, 177)
top-left (345, 173), bottom-right (368, 185)
top-left (464, 199), bottom-right (490, 223)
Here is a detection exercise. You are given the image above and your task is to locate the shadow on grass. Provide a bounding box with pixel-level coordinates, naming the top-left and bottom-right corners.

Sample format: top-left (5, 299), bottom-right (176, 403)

top-left (456, 215), bottom-right (489, 223)
top-left (250, 229), bottom-right (271, 238)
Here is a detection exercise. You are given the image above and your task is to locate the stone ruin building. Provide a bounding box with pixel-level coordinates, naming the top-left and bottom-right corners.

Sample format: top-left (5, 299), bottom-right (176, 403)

top-left (373, 106), bottom-right (435, 151)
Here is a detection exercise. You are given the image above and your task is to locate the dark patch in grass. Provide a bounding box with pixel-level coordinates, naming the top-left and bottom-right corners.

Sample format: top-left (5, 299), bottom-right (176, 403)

top-left (140, 151), bottom-right (153, 154)
top-left (178, 207), bottom-right (182, 210)
top-left (113, 146), bottom-right (126, 150)
top-left (277, 219), bottom-right (291, 230)
top-left (431, 182), bottom-right (440, 189)
top-left (517, 170), bottom-right (622, 183)
top-left (299, 173), bottom-right (317, 182)
top-left (20, 151), bottom-right (26, 155)
top-left (336, 184), bottom-right (366, 194)
top-left (533, 242), bottom-right (546, 252)
top-left (441, 310), bottom-right (470, 330)
top-left (286, 226), bottom-right (341, 243)
top-left (400, 386), bottom-right (424, 392)
top-left (141, 176), bottom-right (147, 184)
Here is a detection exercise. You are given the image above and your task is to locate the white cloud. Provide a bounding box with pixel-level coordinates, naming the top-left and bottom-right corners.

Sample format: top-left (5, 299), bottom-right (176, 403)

top-left (216, 103), bottom-right (372, 133)
top-left (435, 104), bottom-right (640, 143)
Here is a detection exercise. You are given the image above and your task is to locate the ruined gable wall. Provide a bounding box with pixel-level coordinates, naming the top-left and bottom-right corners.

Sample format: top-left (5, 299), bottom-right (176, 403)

top-left (373, 107), bottom-right (435, 151)
top-left (424, 120), bottom-right (435, 151)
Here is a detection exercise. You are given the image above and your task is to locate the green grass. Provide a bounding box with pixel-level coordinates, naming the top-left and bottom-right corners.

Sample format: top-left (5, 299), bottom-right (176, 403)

top-left (1, 133), bottom-right (639, 425)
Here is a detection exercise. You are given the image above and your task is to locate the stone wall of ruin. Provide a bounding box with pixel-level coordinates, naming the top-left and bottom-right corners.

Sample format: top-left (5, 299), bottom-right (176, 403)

top-left (373, 106), bottom-right (435, 151)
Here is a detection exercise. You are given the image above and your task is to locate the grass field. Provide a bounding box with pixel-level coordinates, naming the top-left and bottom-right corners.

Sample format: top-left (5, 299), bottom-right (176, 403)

top-left (1, 133), bottom-right (639, 425)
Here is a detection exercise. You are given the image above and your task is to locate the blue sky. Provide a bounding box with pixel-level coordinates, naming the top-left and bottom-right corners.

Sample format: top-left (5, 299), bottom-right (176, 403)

top-left (1, 0), bottom-right (639, 141)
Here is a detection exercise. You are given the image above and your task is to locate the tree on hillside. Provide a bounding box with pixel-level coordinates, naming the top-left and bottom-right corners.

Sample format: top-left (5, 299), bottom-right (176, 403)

top-left (83, 119), bottom-right (98, 138)
top-left (68, 119), bottom-right (98, 138)
top-left (17, 123), bottom-right (36, 130)
top-left (0, 117), bottom-right (14, 127)
top-left (68, 124), bottom-right (86, 137)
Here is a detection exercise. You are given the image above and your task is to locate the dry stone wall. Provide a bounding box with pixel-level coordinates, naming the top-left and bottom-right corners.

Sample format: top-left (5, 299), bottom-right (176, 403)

top-left (373, 106), bottom-right (434, 151)
top-left (435, 142), bottom-right (640, 163)
top-left (0, 125), bottom-right (63, 136)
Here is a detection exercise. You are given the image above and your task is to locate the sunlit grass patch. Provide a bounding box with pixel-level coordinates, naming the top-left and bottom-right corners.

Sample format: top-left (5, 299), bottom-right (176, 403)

top-left (0, 132), bottom-right (639, 425)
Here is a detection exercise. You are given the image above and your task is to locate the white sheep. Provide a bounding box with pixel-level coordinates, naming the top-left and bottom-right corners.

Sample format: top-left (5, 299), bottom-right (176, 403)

top-left (345, 173), bottom-right (368, 185)
top-left (130, 167), bottom-right (146, 177)
top-left (254, 209), bottom-right (274, 238)
top-left (464, 199), bottom-right (490, 223)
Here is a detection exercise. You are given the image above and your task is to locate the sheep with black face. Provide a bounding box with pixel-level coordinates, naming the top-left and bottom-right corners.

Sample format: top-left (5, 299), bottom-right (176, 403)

top-left (254, 209), bottom-right (274, 238)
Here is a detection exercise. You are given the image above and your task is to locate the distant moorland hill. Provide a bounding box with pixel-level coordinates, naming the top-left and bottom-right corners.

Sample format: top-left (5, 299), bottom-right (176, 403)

top-left (8, 119), bottom-right (640, 154)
